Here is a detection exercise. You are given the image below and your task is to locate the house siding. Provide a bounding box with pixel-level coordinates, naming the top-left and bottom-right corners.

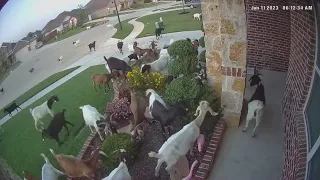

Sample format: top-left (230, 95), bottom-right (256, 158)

top-left (15, 46), bottom-right (29, 61)
top-left (245, 0), bottom-right (291, 72)
top-left (90, 7), bottom-right (116, 20)
top-left (282, 0), bottom-right (316, 179)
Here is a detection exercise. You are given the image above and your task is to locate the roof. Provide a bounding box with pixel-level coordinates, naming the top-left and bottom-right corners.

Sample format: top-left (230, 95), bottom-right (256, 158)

top-left (42, 10), bottom-right (80, 34)
top-left (13, 41), bottom-right (28, 53)
top-left (21, 36), bottom-right (36, 42)
top-left (85, 0), bottom-right (112, 14)
top-left (1, 42), bottom-right (17, 57)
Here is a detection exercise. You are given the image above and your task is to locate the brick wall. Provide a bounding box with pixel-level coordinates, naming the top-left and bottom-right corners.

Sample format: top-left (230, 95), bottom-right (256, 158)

top-left (246, 0), bottom-right (291, 72)
top-left (281, 0), bottom-right (316, 179)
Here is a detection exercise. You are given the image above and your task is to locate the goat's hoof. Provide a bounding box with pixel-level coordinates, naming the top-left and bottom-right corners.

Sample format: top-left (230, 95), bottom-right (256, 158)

top-left (252, 134), bottom-right (256, 138)
top-left (242, 129), bottom-right (246, 132)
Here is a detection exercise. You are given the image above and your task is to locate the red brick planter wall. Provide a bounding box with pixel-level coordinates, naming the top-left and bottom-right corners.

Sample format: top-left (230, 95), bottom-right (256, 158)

top-left (194, 119), bottom-right (226, 180)
top-left (281, 0), bottom-right (316, 179)
top-left (245, 0), bottom-right (291, 72)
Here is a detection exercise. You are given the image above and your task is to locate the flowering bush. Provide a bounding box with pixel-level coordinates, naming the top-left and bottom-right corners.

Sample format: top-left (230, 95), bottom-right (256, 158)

top-left (105, 97), bottom-right (132, 122)
top-left (115, 78), bottom-right (131, 100)
top-left (126, 66), bottom-right (167, 92)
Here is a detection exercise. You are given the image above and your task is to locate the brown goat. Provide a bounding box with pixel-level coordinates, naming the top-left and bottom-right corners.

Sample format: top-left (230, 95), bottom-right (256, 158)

top-left (129, 90), bottom-right (149, 131)
top-left (49, 148), bottom-right (106, 179)
top-left (133, 41), bottom-right (153, 58)
top-left (91, 72), bottom-right (118, 93)
top-left (22, 170), bottom-right (37, 180)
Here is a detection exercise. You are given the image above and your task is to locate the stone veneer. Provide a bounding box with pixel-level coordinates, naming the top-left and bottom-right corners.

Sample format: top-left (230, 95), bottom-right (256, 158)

top-left (202, 0), bottom-right (247, 127)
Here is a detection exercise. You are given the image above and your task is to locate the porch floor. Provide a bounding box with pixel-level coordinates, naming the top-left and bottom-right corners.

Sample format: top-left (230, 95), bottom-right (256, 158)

top-left (207, 69), bottom-right (287, 180)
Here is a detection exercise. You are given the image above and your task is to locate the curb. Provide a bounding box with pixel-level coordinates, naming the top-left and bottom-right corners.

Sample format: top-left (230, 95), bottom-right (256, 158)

top-left (194, 119), bottom-right (226, 180)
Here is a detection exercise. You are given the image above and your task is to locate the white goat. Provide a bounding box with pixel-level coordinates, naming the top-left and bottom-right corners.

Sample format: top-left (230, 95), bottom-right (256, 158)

top-left (79, 105), bottom-right (105, 140)
top-left (140, 53), bottom-right (171, 73)
top-left (193, 13), bottom-right (201, 21)
top-left (58, 55), bottom-right (63, 63)
top-left (73, 39), bottom-right (80, 46)
top-left (146, 89), bottom-right (168, 112)
top-left (86, 26), bottom-right (91, 30)
top-left (148, 101), bottom-right (218, 177)
top-left (128, 42), bottom-right (134, 53)
top-left (107, 24), bottom-right (114, 28)
top-left (30, 95), bottom-right (59, 131)
top-left (41, 153), bottom-right (65, 180)
top-left (102, 149), bottom-right (131, 180)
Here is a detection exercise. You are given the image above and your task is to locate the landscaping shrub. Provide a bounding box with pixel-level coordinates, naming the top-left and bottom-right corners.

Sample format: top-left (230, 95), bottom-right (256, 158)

top-left (199, 50), bottom-right (206, 62)
top-left (115, 78), bottom-right (131, 100)
top-left (105, 97), bottom-right (132, 122)
top-left (199, 36), bottom-right (205, 47)
top-left (165, 76), bottom-right (219, 122)
top-left (127, 66), bottom-right (167, 92)
top-left (144, 0), bottom-right (152, 3)
top-left (101, 133), bottom-right (138, 171)
top-left (167, 40), bottom-right (199, 76)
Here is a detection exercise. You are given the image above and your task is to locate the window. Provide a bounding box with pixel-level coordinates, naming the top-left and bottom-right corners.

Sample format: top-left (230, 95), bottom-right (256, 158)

top-left (304, 1), bottom-right (320, 179)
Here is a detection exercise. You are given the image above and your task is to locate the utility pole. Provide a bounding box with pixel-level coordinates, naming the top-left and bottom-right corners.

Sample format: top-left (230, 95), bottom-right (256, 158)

top-left (114, 0), bottom-right (123, 31)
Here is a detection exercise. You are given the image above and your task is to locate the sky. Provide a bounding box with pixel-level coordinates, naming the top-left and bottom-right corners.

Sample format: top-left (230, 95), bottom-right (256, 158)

top-left (0, 0), bottom-right (90, 45)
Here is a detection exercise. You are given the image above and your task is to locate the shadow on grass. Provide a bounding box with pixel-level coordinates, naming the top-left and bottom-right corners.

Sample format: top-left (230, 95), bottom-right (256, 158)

top-left (178, 11), bottom-right (190, 15)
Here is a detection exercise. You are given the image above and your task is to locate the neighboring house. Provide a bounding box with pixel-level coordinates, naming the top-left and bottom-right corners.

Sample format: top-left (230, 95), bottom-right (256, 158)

top-left (85, 0), bottom-right (125, 21)
top-left (0, 42), bottom-right (17, 68)
top-left (13, 35), bottom-right (37, 61)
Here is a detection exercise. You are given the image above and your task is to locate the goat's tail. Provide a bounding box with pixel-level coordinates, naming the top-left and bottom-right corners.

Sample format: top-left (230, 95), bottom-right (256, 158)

top-left (104, 56), bottom-right (108, 62)
top-left (146, 89), bottom-right (156, 97)
top-left (148, 151), bottom-right (160, 158)
top-left (40, 153), bottom-right (50, 164)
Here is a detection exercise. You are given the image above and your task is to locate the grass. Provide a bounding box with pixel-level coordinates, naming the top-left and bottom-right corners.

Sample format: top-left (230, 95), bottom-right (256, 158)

top-left (153, 5), bottom-right (184, 11)
top-left (106, 11), bottom-right (135, 18)
top-left (0, 65), bottom-right (113, 179)
top-left (0, 66), bottom-right (80, 119)
top-left (136, 7), bottom-right (202, 38)
top-left (129, 2), bottom-right (168, 9)
top-left (112, 18), bottom-right (135, 39)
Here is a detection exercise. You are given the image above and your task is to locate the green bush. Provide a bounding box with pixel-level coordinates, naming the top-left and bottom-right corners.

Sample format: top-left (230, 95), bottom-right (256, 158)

top-left (144, 0), bottom-right (152, 3)
top-left (199, 50), bottom-right (206, 62)
top-left (168, 40), bottom-right (196, 57)
top-left (199, 36), bottom-right (205, 47)
top-left (101, 133), bottom-right (138, 170)
top-left (164, 76), bottom-right (219, 122)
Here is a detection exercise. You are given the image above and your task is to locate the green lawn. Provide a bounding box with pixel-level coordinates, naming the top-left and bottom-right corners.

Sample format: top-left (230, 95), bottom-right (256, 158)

top-left (136, 7), bottom-right (202, 38)
top-left (106, 11), bottom-right (135, 18)
top-left (130, 2), bottom-right (168, 9)
top-left (0, 65), bottom-right (113, 179)
top-left (0, 66), bottom-right (80, 119)
top-left (153, 5), bottom-right (184, 11)
top-left (112, 18), bottom-right (135, 39)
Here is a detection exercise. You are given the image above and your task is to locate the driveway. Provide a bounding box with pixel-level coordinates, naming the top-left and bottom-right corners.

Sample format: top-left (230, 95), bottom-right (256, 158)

top-left (0, 2), bottom-right (180, 109)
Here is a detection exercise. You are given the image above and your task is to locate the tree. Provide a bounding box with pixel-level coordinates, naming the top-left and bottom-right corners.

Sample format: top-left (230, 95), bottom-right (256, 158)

top-left (77, 4), bottom-right (88, 25)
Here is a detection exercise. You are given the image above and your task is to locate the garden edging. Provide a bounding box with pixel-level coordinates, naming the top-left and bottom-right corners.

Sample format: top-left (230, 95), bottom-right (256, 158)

top-left (194, 119), bottom-right (226, 180)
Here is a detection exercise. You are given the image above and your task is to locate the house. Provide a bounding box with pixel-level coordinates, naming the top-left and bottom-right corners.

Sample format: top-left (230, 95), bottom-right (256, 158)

top-left (42, 10), bottom-right (79, 37)
top-left (194, 0), bottom-right (319, 180)
top-left (13, 35), bottom-right (37, 61)
top-left (0, 42), bottom-right (17, 67)
top-left (85, 0), bottom-right (126, 21)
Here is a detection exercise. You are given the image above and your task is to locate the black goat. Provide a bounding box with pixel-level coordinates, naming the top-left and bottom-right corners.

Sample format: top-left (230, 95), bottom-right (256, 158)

top-left (249, 83), bottom-right (266, 106)
top-left (150, 100), bottom-right (188, 140)
top-left (128, 53), bottom-right (138, 61)
top-left (42, 109), bottom-right (74, 146)
top-left (104, 56), bottom-right (132, 73)
top-left (4, 101), bottom-right (22, 117)
top-left (155, 28), bottom-right (164, 40)
top-left (0, 88), bottom-right (4, 94)
top-left (88, 41), bottom-right (96, 52)
top-left (117, 40), bottom-right (124, 54)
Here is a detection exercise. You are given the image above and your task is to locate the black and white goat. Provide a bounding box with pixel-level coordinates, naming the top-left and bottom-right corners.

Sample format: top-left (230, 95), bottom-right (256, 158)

top-left (30, 95), bottom-right (59, 131)
top-left (3, 101), bottom-right (22, 117)
top-left (104, 56), bottom-right (132, 74)
top-left (42, 109), bottom-right (74, 146)
top-left (242, 68), bottom-right (266, 137)
top-left (140, 53), bottom-right (171, 73)
top-left (73, 39), bottom-right (80, 46)
top-left (0, 87), bottom-right (4, 94)
top-left (146, 89), bottom-right (188, 140)
top-left (88, 41), bottom-right (96, 52)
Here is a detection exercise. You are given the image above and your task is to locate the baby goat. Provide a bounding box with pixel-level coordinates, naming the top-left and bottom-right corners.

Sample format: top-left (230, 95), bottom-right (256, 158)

top-left (40, 153), bottom-right (65, 180)
top-left (242, 75), bottom-right (266, 137)
top-left (148, 101), bottom-right (218, 177)
top-left (30, 95), bottom-right (59, 131)
top-left (49, 147), bottom-right (107, 179)
top-left (91, 72), bottom-right (118, 93)
top-left (42, 109), bottom-right (74, 146)
top-left (3, 101), bottom-right (22, 117)
top-left (73, 39), bottom-right (80, 46)
top-left (88, 41), bottom-right (96, 52)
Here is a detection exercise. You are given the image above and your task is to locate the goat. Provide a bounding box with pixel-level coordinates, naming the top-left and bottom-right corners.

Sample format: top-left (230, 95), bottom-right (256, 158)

top-left (22, 170), bottom-right (36, 180)
top-left (148, 101), bottom-right (218, 177)
top-left (182, 160), bottom-right (199, 180)
top-left (86, 26), bottom-right (91, 30)
top-left (101, 149), bottom-right (131, 180)
top-left (79, 104), bottom-right (105, 140)
top-left (163, 39), bottom-right (174, 49)
top-left (30, 95), bottom-right (59, 131)
top-left (91, 72), bottom-right (118, 93)
top-left (155, 28), bottom-right (163, 40)
top-left (104, 56), bottom-right (132, 74)
top-left (146, 89), bottom-right (188, 140)
top-left (42, 109), bottom-right (74, 146)
top-left (57, 55), bottom-right (63, 63)
top-left (128, 53), bottom-right (138, 61)
top-left (98, 114), bottom-right (118, 138)
top-left (0, 87), bottom-right (4, 94)
top-left (117, 40), bottom-right (124, 54)
top-left (129, 90), bottom-right (150, 131)
top-left (88, 41), bottom-right (96, 52)
top-left (49, 147), bottom-right (107, 179)
top-left (3, 101), bottom-right (22, 117)
top-left (249, 66), bottom-right (263, 87)
top-left (40, 153), bottom-right (65, 180)
top-left (131, 123), bottom-right (145, 144)
top-left (140, 53), bottom-right (171, 73)
top-left (73, 39), bottom-right (80, 46)
top-left (133, 41), bottom-right (153, 58)
top-left (242, 73), bottom-right (266, 137)
top-left (193, 13), bottom-right (202, 21)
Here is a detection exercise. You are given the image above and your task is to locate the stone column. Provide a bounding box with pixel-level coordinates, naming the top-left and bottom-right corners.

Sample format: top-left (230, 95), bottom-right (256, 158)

top-left (202, 0), bottom-right (247, 127)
